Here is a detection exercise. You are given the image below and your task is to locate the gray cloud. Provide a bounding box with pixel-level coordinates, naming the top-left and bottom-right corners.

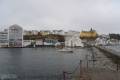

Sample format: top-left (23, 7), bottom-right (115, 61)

top-left (0, 0), bottom-right (120, 34)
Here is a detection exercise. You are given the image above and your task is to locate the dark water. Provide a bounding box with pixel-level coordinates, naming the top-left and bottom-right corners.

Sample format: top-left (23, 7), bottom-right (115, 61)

top-left (0, 47), bottom-right (89, 80)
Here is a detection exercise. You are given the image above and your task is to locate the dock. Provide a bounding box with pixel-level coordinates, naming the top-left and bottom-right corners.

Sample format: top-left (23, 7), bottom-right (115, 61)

top-left (95, 46), bottom-right (120, 64)
top-left (63, 47), bottom-right (120, 80)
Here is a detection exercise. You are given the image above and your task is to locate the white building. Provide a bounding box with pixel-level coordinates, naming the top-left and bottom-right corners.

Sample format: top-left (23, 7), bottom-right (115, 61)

top-left (52, 30), bottom-right (65, 35)
top-left (65, 31), bottom-right (84, 47)
top-left (95, 38), bottom-right (108, 46)
top-left (23, 30), bottom-right (39, 35)
top-left (0, 31), bottom-right (8, 47)
top-left (23, 39), bottom-right (43, 47)
top-left (8, 24), bottom-right (23, 47)
top-left (35, 40), bottom-right (43, 46)
top-left (95, 34), bottom-right (110, 46)
top-left (23, 40), bottom-right (32, 47)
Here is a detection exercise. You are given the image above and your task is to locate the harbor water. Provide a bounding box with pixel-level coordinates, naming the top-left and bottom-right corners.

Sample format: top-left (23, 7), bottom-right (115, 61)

top-left (0, 47), bottom-right (90, 80)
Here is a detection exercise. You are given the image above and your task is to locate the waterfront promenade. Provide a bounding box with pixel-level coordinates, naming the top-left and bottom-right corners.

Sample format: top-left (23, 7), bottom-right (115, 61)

top-left (61, 47), bottom-right (120, 80)
top-left (96, 46), bottom-right (120, 65)
top-left (86, 47), bottom-right (120, 80)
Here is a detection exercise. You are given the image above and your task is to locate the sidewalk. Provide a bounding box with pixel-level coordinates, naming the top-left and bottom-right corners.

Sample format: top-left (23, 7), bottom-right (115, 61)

top-left (79, 47), bottom-right (120, 80)
top-left (88, 68), bottom-right (120, 80)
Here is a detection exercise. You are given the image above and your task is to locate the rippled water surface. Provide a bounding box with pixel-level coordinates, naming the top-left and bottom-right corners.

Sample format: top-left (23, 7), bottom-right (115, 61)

top-left (0, 47), bottom-right (89, 79)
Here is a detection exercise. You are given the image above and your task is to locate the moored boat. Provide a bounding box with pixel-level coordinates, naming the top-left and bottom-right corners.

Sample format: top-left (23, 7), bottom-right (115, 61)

top-left (57, 48), bottom-right (73, 53)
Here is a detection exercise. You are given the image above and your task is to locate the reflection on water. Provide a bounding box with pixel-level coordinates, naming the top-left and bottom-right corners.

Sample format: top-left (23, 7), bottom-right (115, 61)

top-left (0, 47), bottom-right (89, 80)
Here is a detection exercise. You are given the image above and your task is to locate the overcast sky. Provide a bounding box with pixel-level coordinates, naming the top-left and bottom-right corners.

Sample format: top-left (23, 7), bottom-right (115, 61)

top-left (0, 0), bottom-right (120, 34)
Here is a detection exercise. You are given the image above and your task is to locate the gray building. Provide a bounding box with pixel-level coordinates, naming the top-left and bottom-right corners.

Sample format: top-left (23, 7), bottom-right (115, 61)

top-left (0, 31), bottom-right (8, 47)
top-left (8, 24), bottom-right (23, 47)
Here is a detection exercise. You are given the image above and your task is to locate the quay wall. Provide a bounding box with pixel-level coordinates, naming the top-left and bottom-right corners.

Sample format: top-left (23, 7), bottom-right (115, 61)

top-left (0, 45), bottom-right (55, 48)
top-left (95, 46), bottom-right (120, 64)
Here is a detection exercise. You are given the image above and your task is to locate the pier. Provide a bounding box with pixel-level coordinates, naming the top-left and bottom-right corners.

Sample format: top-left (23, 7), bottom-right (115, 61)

top-left (96, 46), bottom-right (120, 64)
top-left (82, 47), bottom-right (120, 80)
top-left (62, 46), bottom-right (120, 80)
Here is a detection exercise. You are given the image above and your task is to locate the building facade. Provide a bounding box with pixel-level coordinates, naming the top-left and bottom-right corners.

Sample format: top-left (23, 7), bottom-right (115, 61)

top-left (23, 33), bottom-right (43, 47)
top-left (80, 28), bottom-right (98, 46)
top-left (52, 30), bottom-right (65, 35)
top-left (8, 24), bottom-right (23, 47)
top-left (23, 30), bottom-right (39, 35)
top-left (65, 31), bottom-right (84, 47)
top-left (0, 31), bottom-right (8, 47)
top-left (44, 38), bottom-right (58, 46)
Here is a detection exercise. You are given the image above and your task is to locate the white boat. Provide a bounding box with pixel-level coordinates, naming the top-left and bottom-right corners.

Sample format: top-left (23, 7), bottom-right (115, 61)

top-left (57, 48), bottom-right (73, 53)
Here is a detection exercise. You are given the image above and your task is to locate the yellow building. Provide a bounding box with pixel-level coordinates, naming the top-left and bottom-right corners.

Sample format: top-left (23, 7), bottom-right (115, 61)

top-left (80, 28), bottom-right (98, 40)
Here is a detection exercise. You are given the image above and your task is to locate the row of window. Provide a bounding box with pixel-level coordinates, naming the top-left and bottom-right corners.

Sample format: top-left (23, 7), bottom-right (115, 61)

top-left (44, 39), bottom-right (58, 43)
